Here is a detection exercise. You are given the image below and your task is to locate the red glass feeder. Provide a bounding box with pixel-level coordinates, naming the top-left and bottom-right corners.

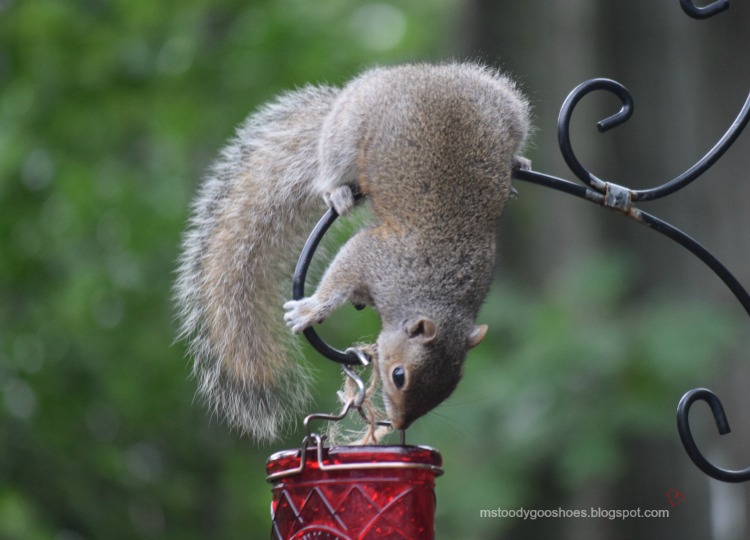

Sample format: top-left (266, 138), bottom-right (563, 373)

top-left (266, 441), bottom-right (443, 539)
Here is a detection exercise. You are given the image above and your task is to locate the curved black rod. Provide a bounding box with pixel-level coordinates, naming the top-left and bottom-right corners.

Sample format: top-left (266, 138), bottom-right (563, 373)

top-left (513, 167), bottom-right (602, 202)
top-left (636, 209), bottom-right (750, 317)
top-left (514, 169), bottom-right (750, 318)
top-left (557, 81), bottom-right (750, 203)
top-left (680, 0), bottom-right (730, 19)
top-left (557, 78), bottom-right (634, 192)
top-left (636, 90), bottom-right (750, 202)
top-left (676, 388), bottom-right (750, 483)
top-left (292, 206), bottom-right (362, 365)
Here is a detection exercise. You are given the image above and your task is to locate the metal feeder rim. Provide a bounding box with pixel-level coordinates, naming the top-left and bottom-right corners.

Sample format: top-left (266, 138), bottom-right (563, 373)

top-left (266, 443), bottom-right (444, 482)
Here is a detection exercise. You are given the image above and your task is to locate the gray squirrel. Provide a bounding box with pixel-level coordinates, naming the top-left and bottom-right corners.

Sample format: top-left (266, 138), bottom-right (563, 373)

top-left (175, 62), bottom-right (531, 442)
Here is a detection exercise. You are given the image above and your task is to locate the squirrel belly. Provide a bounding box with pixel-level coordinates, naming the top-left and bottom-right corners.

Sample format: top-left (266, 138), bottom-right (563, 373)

top-left (176, 62), bottom-right (531, 441)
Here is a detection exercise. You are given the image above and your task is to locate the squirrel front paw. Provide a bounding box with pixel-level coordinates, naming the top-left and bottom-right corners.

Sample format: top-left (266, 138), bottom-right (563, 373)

top-left (323, 185), bottom-right (356, 216)
top-left (283, 297), bottom-right (326, 333)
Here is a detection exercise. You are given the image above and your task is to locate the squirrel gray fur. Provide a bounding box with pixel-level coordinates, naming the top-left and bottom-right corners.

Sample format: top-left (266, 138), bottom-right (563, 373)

top-left (175, 62), bottom-right (531, 442)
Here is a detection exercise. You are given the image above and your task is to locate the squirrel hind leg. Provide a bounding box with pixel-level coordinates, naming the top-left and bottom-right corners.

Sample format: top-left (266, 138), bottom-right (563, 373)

top-left (323, 184), bottom-right (358, 216)
top-left (512, 155), bottom-right (532, 171)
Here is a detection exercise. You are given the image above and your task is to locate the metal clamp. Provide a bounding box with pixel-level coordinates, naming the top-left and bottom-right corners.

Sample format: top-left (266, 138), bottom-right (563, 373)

top-left (266, 432), bottom-right (441, 482)
top-left (266, 353), bottom-right (410, 481)
top-left (301, 348), bottom-right (372, 436)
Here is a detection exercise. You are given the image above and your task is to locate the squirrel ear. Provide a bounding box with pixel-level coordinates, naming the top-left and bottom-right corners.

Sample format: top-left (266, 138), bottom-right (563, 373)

top-left (467, 324), bottom-right (488, 349)
top-left (406, 318), bottom-right (438, 343)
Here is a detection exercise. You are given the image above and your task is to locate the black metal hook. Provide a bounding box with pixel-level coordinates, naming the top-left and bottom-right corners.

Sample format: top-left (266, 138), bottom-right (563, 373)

top-left (676, 388), bottom-right (750, 483)
top-left (557, 78), bottom-right (634, 192)
top-left (634, 90), bottom-right (750, 202)
top-left (680, 0), bottom-right (730, 19)
top-left (291, 205), bottom-right (363, 365)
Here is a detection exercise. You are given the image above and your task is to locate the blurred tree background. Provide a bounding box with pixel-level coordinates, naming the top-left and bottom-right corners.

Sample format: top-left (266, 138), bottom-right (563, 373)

top-left (1, 0), bottom-right (748, 539)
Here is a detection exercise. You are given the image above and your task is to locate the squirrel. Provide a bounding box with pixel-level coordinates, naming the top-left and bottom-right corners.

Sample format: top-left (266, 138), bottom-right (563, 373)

top-left (175, 62), bottom-right (531, 443)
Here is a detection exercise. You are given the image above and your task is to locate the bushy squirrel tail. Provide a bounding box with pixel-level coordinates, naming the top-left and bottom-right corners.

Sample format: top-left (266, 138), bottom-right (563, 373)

top-left (175, 85), bottom-right (339, 442)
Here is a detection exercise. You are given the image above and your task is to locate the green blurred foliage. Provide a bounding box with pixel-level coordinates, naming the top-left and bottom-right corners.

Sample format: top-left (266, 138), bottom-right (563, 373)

top-left (418, 252), bottom-right (738, 537)
top-left (0, 0), bottom-right (739, 538)
top-left (0, 0), bottom-right (458, 538)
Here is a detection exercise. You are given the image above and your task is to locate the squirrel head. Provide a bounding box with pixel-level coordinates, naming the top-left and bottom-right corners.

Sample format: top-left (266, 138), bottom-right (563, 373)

top-left (376, 317), bottom-right (488, 431)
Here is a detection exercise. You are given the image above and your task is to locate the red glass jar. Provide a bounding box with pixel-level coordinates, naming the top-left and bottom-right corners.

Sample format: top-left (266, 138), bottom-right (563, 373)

top-left (266, 444), bottom-right (443, 539)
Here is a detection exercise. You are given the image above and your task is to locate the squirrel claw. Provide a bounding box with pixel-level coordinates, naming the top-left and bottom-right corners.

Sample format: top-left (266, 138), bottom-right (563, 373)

top-left (324, 185), bottom-right (356, 216)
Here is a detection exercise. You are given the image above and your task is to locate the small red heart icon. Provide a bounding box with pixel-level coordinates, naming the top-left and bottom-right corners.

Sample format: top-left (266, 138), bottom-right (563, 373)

top-left (666, 488), bottom-right (686, 507)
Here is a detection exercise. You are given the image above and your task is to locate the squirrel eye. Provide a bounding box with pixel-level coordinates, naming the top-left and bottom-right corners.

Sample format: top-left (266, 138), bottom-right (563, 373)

top-left (392, 366), bottom-right (406, 389)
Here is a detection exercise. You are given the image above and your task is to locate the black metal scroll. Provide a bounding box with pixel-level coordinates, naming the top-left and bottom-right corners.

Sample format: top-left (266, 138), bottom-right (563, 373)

top-left (680, 0), bottom-right (729, 19)
top-left (514, 81), bottom-right (750, 319)
top-left (677, 388), bottom-right (750, 483)
top-left (513, 0), bottom-right (749, 482)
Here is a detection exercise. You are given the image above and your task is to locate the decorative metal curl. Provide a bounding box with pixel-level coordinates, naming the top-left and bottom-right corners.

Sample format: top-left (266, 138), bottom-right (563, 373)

top-left (680, 0), bottom-right (730, 19)
top-left (557, 78), bottom-right (634, 193)
top-left (514, 0), bottom-right (750, 483)
top-left (677, 388), bottom-right (750, 483)
top-left (514, 60), bottom-right (750, 316)
top-left (554, 78), bottom-right (750, 204)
